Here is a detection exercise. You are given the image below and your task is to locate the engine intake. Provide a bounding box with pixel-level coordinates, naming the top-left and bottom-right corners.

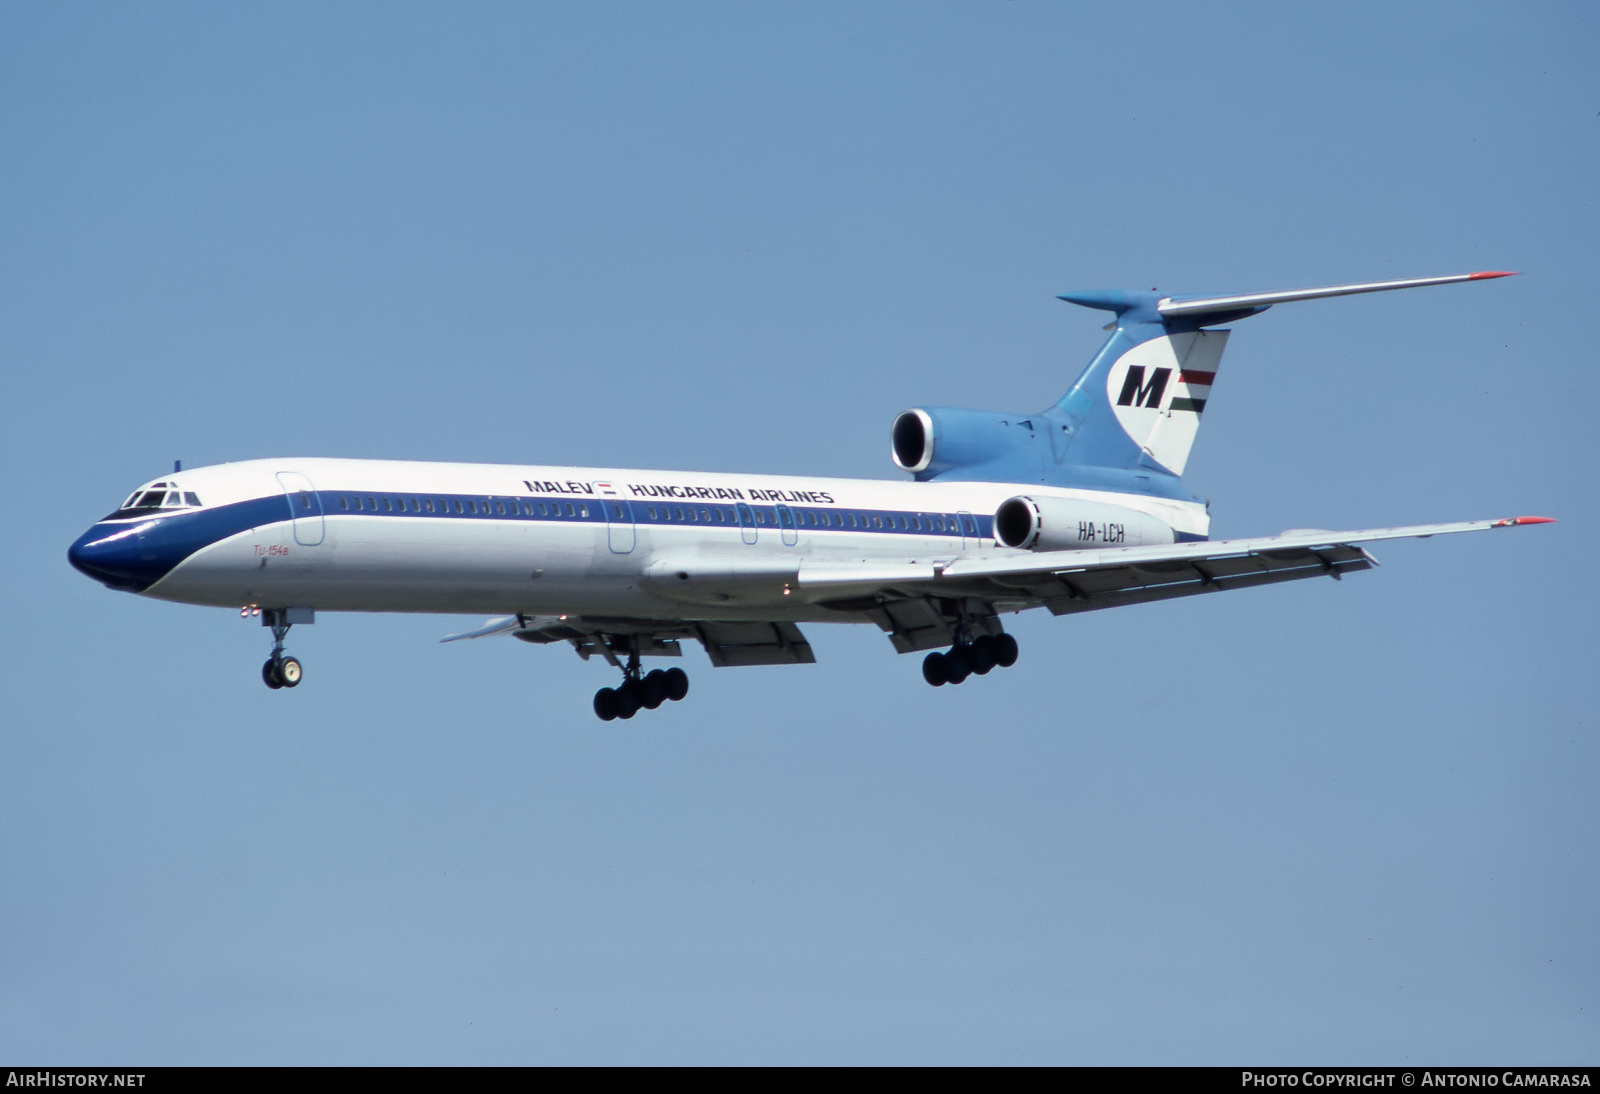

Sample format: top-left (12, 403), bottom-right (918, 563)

top-left (891, 409), bottom-right (934, 473)
top-left (891, 406), bottom-right (1042, 480)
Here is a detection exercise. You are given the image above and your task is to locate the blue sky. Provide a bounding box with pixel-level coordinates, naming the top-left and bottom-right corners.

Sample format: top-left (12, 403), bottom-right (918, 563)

top-left (4, 1), bottom-right (1594, 1064)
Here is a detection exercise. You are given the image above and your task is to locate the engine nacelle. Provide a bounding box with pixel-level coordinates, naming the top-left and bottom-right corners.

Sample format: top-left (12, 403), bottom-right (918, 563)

top-left (993, 494), bottom-right (1175, 551)
top-left (891, 406), bottom-right (1043, 480)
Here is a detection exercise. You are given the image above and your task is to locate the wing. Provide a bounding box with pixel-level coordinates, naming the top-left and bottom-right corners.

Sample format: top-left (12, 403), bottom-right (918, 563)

top-left (796, 516), bottom-right (1553, 650)
top-left (443, 517), bottom-right (1551, 663)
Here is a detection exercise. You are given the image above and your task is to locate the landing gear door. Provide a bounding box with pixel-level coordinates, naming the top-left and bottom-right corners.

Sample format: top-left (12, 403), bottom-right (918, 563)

top-left (275, 471), bottom-right (325, 546)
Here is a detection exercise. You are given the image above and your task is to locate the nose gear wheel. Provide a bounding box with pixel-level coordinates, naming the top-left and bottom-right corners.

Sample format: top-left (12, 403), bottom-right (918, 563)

top-left (259, 610), bottom-right (305, 690)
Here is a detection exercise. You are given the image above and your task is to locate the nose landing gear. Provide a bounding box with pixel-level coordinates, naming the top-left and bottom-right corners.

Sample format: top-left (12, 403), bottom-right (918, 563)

top-left (593, 641), bottom-right (689, 721)
top-left (258, 608), bottom-right (309, 690)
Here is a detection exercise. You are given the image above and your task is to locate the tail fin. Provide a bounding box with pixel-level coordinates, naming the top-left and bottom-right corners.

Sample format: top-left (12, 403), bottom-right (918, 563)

top-left (1046, 271), bottom-right (1514, 490)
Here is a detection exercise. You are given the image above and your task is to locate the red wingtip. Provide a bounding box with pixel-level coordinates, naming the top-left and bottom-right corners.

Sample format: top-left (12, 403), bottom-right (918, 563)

top-left (1469, 270), bottom-right (1518, 280)
top-left (1494, 515), bottom-right (1556, 527)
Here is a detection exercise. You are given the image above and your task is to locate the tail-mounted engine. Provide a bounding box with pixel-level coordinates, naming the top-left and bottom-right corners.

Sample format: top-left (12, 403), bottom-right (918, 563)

top-left (993, 494), bottom-right (1175, 551)
top-left (891, 407), bottom-right (1047, 482)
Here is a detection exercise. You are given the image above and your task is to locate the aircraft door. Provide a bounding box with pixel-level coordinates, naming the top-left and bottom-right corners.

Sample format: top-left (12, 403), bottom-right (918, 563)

top-left (736, 503), bottom-right (758, 546)
top-left (275, 471), bottom-right (325, 546)
top-left (604, 498), bottom-right (636, 554)
top-left (775, 504), bottom-right (799, 546)
top-left (958, 510), bottom-right (981, 553)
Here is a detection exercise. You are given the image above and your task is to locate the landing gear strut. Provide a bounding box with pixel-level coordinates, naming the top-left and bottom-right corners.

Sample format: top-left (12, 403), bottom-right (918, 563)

top-left (922, 632), bottom-right (1018, 687)
top-left (260, 608), bottom-right (304, 690)
top-left (593, 640), bottom-right (689, 721)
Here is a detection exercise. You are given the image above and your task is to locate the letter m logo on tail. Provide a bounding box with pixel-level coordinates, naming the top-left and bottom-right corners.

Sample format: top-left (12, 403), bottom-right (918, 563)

top-left (1117, 366), bottom-right (1171, 408)
top-left (1105, 330), bottom-right (1229, 477)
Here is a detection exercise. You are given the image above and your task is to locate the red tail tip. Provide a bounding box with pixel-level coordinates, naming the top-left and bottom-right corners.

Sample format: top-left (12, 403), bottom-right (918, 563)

top-left (1469, 270), bottom-right (1518, 280)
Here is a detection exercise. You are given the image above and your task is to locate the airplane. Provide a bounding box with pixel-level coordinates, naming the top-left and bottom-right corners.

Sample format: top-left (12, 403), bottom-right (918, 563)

top-left (67, 271), bottom-right (1552, 720)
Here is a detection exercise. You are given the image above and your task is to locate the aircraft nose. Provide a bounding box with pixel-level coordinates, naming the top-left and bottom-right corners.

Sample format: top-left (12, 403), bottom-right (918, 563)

top-left (68, 522), bottom-right (156, 591)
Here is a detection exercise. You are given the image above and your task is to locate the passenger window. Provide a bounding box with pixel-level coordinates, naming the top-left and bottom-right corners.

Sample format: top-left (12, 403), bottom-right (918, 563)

top-left (565, 503), bottom-right (575, 517)
top-left (674, 507), bottom-right (684, 521)
top-left (339, 497), bottom-right (349, 511)
top-left (579, 504), bottom-right (589, 518)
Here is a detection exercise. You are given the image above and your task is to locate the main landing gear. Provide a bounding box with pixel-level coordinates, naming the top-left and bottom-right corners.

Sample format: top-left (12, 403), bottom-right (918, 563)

top-left (921, 632), bottom-right (1019, 687)
top-left (258, 608), bottom-right (304, 690)
top-left (593, 641), bottom-right (689, 721)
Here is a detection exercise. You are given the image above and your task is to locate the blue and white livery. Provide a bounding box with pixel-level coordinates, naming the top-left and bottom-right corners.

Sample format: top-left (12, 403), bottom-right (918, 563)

top-left (68, 271), bottom-right (1550, 719)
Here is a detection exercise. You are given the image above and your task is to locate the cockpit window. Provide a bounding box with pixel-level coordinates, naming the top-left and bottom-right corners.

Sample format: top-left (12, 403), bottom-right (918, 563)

top-left (103, 481), bottom-right (203, 521)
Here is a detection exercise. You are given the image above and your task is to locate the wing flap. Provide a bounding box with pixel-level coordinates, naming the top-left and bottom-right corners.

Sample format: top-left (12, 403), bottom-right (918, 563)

top-left (1032, 545), bottom-right (1375, 616)
top-left (695, 621), bottom-right (817, 667)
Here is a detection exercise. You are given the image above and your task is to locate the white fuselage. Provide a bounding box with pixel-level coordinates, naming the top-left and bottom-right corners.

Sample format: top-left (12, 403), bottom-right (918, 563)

top-left (80, 457), bottom-right (1209, 622)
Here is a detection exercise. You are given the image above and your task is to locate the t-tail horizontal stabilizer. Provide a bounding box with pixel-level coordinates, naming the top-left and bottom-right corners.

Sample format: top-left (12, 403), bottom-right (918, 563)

top-left (1153, 271), bottom-right (1517, 321)
top-left (1045, 270), bottom-right (1516, 489)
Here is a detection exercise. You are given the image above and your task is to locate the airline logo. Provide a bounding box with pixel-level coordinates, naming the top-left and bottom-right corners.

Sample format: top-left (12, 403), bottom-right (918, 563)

top-left (1106, 329), bottom-right (1228, 477)
top-left (1116, 365), bottom-right (1214, 413)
